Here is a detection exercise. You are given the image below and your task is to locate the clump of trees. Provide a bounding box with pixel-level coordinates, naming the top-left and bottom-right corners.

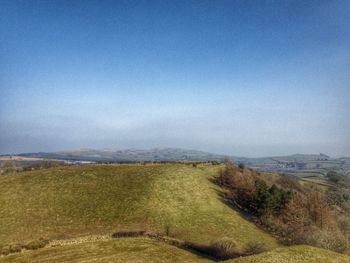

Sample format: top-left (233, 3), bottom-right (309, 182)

top-left (216, 162), bottom-right (350, 253)
top-left (217, 162), bottom-right (291, 217)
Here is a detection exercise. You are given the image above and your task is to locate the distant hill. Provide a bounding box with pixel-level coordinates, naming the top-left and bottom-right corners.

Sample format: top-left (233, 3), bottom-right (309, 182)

top-left (17, 148), bottom-right (229, 162)
top-left (11, 149), bottom-right (350, 179)
top-left (11, 148), bottom-right (340, 163)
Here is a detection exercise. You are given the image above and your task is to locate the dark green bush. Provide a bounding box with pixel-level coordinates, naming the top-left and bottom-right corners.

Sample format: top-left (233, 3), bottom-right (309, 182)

top-left (250, 180), bottom-right (292, 216)
top-left (326, 171), bottom-right (340, 183)
top-left (238, 163), bottom-right (245, 169)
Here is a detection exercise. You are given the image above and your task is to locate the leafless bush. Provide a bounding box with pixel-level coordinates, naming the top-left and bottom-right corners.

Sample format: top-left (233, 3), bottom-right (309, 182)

top-left (306, 229), bottom-right (348, 253)
top-left (243, 240), bottom-right (267, 255)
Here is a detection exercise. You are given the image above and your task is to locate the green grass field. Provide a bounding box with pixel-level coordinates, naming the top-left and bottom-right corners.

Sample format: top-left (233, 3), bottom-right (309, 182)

top-left (0, 163), bottom-right (349, 262)
top-left (232, 245), bottom-right (350, 263)
top-left (0, 238), bottom-right (348, 263)
top-left (0, 238), bottom-right (209, 263)
top-left (0, 164), bottom-right (277, 247)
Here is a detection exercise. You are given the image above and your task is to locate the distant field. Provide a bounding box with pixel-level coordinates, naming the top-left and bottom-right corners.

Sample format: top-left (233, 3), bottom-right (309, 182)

top-left (0, 156), bottom-right (46, 162)
top-left (299, 176), bottom-right (332, 189)
top-left (0, 163), bottom-right (278, 248)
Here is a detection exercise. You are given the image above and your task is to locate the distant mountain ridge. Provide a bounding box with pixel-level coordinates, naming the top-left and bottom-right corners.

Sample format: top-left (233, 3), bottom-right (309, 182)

top-left (18, 148), bottom-right (229, 162)
top-left (13, 148), bottom-right (342, 163)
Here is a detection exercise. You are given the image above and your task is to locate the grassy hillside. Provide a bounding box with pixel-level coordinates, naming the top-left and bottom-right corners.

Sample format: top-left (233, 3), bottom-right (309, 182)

top-left (0, 238), bottom-right (348, 263)
top-left (0, 238), bottom-right (209, 263)
top-left (1, 163), bottom-right (350, 262)
top-left (0, 163), bottom-right (278, 249)
top-left (231, 245), bottom-right (350, 263)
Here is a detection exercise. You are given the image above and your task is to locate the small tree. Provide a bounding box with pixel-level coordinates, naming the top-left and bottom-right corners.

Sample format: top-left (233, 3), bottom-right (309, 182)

top-left (307, 190), bottom-right (331, 228)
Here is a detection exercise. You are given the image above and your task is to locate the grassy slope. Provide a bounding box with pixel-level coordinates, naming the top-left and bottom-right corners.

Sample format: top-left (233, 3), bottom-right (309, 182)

top-left (0, 239), bottom-right (348, 263)
top-left (0, 238), bottom-right (209, 263)
top-left (1, 164), bottom-right (349, 262)
top-left (231, 245), bottom-right (350, 263)
top-left (0, 164), bottom-right (277, 248)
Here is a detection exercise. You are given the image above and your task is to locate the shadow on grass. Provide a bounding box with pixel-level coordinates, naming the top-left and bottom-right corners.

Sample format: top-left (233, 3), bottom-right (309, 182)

top-left (208, 177), bottom-right (255, 222)
top-left (208, 177), bottom-right (275, 243)
top-left (111, 230), bottom-right (243, 261)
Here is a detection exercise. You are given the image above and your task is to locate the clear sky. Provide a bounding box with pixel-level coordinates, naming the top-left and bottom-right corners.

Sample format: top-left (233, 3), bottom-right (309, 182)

top-left (0, 0), bottom-right (349, 157)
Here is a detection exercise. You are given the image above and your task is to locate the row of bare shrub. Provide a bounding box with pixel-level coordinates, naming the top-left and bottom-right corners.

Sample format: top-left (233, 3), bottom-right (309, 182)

top-left (0, 238), bottom-right (49, 256)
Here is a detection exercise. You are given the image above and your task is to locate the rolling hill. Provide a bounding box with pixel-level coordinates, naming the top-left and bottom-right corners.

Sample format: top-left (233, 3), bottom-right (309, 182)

top-left (0, 163), bottom-right (349, 262)
top-left (0, 164), bottom-right (278, 246)
top-left (16, 148), bottom-right (229, 162)
top-left (13, 148), bottom-right (342, 163)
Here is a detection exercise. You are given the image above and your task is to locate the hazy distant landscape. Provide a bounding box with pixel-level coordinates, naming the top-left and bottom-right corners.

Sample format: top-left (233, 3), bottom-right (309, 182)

top-left (2, 148), bottom-right (350, 181)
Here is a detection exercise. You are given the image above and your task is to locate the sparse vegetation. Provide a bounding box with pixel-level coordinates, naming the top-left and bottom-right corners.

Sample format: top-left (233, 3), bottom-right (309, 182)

top-left (243, 240), bottom-right (267, 255)
top-left (22, 160), bottom-right (67, 171)
top-left (207, 237), bottom-right (238, 259)
top-left (0, 238), bottom-right (48, 256)
top-left (0, 161), bottom-right (17, 175)
top-left (216, 161), bottom-right (350, 254)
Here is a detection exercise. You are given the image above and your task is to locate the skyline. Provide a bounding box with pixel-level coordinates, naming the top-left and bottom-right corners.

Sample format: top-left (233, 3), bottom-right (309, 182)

top-left (1, 0), bottom-right (349, 157)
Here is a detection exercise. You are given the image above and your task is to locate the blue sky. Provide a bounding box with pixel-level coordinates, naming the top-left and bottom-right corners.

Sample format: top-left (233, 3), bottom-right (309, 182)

top-left (0, 0), bottom-right (349, 157)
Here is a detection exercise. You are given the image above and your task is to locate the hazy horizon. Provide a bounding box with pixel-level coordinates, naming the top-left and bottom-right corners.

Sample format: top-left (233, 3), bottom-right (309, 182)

top-left (1, 146), bottom-right (348, 159)
top-left (1, 1), bottom-right (349, 157)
